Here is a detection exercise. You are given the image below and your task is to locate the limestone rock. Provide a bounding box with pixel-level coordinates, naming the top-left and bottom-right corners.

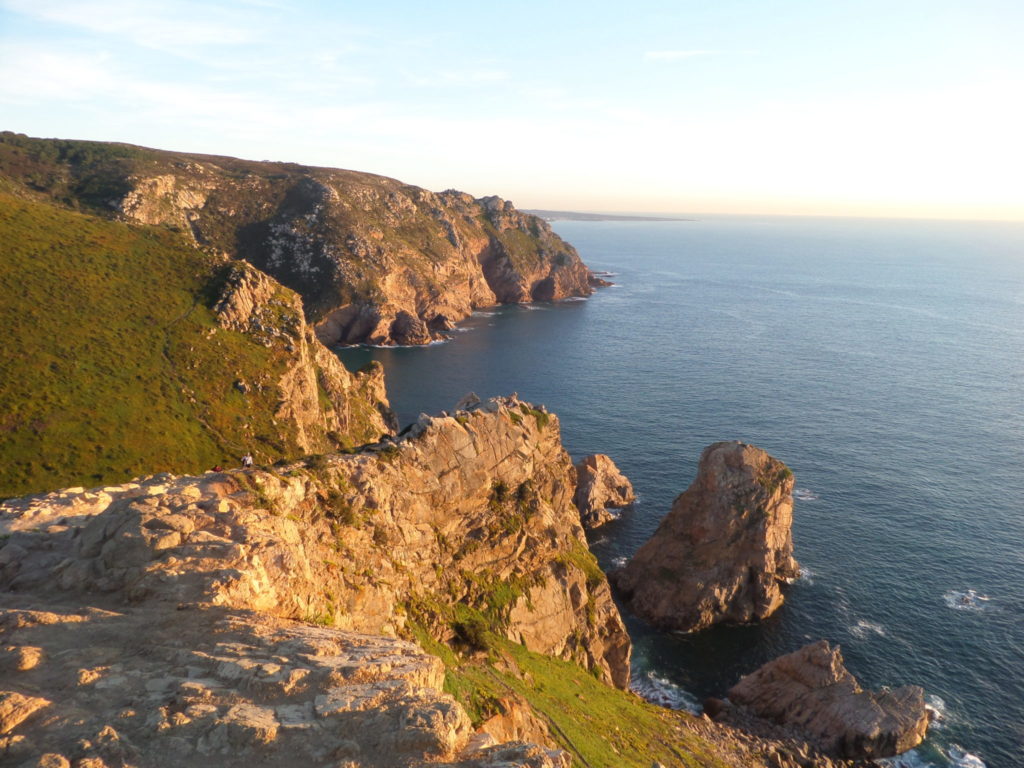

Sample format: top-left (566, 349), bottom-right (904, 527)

top-left (572, 454), bottom-right (635, 529)
top-left (726, 640), bottom-right (930, 759)
top-left (611, 441), bottom-right (799, 632)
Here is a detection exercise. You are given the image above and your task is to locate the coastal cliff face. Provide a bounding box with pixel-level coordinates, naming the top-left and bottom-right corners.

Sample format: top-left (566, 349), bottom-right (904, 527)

top-left (0, 397), bottom-right (628, 688)
top-left (612, 441), bottom-right (799, 632)
top-left (572, 454), bottom-right (636, 529)
top-left (0, 132), bottom-right (598, 346)
top-left (0, 397), bottom-right (626, 766)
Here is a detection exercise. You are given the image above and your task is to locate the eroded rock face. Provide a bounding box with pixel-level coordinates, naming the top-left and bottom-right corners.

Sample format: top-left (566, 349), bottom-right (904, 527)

top-left (0, 397), bottom-right (629, 690)
top-left (573, 454), bottom-right (635, 529)
top-left (726, 640), bottom-right (930, 759)
top-left (0, 397), bottom-right (629, 765)
top-left (47, 141), bottom-right (597, 346)
top-left (213, 260), bottom-right (396, 450)
top-left (611, 441), bottom-right (799, 632)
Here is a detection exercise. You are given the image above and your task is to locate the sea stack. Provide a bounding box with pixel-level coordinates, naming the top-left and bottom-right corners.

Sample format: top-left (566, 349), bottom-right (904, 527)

top-left (725, 640), bottom-right (930, 759)
top-left (611, 441), bottom-right (799, 632)
top-left (572, 454), bottom-right (635, 529)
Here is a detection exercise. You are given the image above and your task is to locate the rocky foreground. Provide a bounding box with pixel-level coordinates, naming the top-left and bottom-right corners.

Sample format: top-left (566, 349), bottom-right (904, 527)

top-left (0, 397), bottom-right (629, 766)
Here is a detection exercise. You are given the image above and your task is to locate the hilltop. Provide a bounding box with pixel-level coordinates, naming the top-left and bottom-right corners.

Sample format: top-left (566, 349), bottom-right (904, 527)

top-left (0, 132), bottom-right (600, 347)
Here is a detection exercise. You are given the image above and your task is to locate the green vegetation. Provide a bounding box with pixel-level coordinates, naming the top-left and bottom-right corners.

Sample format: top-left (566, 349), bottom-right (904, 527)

top-left (758, 464), bottom-right (794, 494)
top-left (409, 622), bottom-right (733, 768)
top-left (0, 192), bottom-right (336, 495)
top-left (519, 402), bottom-right (550, 430)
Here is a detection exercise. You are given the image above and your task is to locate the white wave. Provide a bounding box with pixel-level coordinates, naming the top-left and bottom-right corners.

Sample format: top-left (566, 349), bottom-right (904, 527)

top-left (611, 556), bottom-right (628, 569)
top-left (948, 746), bottom-right (987, 768)
top-left (561, 296), bottom-right (588, 302)
top-left (793, 488), bottom-right (819, 501)
top-left (943, 589), bottom-right (992, 612)
top-left (630, 670), bottom-right (701, 714)
top-left (472, 311), bottom-right (497, 317)
top-left (849, 618), bottom-right (886, 639)
top-left (925, 694), bottom-right (947, 729)
top-left (786, 565), bottom-right (814, 585)
top-left (877, 743), bottom-right (987, 768)
top-left (877, 749), bottom-right (933, 768)
top-left (366, 338), bottom-right (450, 349)
top-left (520, 305), bottom-right (546, 311)
top-left (589, 535), bottom-right (609, 546)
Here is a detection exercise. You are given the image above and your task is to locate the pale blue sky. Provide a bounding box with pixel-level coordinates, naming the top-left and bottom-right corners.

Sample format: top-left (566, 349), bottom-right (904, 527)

top-left (1, 0), bottom-right (1022, 219)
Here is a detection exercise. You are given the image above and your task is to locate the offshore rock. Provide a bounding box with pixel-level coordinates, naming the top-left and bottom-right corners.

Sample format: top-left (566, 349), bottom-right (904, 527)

top-left (726, 640), bottom-right (930, 759)
top-left (611, 441), bottom-right (799, 632)
top-left (572, 454), bottom-right (635, 529)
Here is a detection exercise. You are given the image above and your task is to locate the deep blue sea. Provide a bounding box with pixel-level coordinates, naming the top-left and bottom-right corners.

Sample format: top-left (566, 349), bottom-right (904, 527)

top-left (339, 215), bottom-right (1024, 768)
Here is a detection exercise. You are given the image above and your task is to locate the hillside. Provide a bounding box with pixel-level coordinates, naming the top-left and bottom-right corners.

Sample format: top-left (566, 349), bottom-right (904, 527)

top-left (0, 192), bottom-right (393, 497)
top-left (0, 132), bottom-right (601, 346)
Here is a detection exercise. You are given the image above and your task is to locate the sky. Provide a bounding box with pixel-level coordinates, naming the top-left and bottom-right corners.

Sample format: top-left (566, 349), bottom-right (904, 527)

top-left (1, 0), bottom-right (1022, 220)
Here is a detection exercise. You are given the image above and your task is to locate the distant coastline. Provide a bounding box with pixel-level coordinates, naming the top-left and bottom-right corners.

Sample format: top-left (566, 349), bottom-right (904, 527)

top-left (522, 209), bottom-right (692, 222)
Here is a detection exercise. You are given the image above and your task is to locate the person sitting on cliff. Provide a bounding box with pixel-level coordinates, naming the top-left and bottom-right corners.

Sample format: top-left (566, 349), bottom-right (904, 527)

top-left (241, 452), bottom-right (254, 468)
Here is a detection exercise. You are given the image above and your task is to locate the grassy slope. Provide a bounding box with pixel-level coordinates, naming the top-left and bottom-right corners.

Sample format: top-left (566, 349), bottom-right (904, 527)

top-left (411, 625), bottom-right (739, 768)
top-left (0, 192), bottom-right (324, 496)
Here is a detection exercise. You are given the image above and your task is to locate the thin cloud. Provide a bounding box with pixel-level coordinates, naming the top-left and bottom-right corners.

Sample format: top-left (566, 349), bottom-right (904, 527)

top-left (644, 49), bottom-right (757, 61)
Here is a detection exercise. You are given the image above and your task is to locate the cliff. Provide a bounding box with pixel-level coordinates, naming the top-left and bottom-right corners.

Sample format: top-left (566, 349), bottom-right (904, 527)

top-left (0, 397), bottom-right (794, 768)
top-left (612, 441), bottom-right (799, 632)
top-left (0, 132), bottom-right (600, 346)
top-left (0, 192), bottom-right (393, 497)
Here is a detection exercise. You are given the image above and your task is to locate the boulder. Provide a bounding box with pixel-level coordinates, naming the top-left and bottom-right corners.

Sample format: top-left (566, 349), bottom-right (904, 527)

top-left (726, 640), bottom-right (930, 759)
top-left (572, 454), bottom-right (635, 529)
top-left (611, 441), bottom-right (798, 632)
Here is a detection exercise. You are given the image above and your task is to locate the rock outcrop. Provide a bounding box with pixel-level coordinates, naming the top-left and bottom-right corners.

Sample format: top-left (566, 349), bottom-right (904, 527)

top-left (0, 132), bottom-right (602, 347)
top-left (212, 260), bottom-right (398, 448)
top-left (572, 454), bottom-right (635, 529)
top-left (611, 441), bottom-right (799, 632)
top-left (1, 397), bottom-right (629, 687)
top-left (724, 641), bottom-right (930, 759)
top-left (0, 396), bottom-right (629, 765)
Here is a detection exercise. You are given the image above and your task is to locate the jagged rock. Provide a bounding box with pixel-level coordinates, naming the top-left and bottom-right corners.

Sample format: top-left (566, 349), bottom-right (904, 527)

top-left (611, 441), bottom-right (799, 632)
top-left (572, 454), bottom-right (635, 529)
top-left (0, 692), bottom-right (50, 734)
top-left (726, 640), bottom-right (930, 759)
top-left (0, 397), bottom-right (630, 766)
top-left (213, 261), bottom-right (396, 451)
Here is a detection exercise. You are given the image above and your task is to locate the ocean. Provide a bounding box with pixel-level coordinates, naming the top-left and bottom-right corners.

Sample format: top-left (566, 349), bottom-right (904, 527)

top-left (338, 215), bottom-right (1024, 767)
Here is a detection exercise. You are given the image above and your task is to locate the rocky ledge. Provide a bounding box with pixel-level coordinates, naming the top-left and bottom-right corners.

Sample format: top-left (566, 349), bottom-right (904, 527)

top-left (0, 396), bottom-right (630, 766)
top-left (721, 641), bottom-right (930, 760)
top-left (611, 441), bottom-right (799, 632)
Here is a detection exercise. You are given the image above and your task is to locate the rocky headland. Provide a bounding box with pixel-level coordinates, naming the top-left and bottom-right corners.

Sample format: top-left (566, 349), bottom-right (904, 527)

top-left (0, 132), bottom-right (602, 347)
top-left (611, 441), bottom-right (799, 632)
top-left (0, 397), bottom-right (843, 768)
